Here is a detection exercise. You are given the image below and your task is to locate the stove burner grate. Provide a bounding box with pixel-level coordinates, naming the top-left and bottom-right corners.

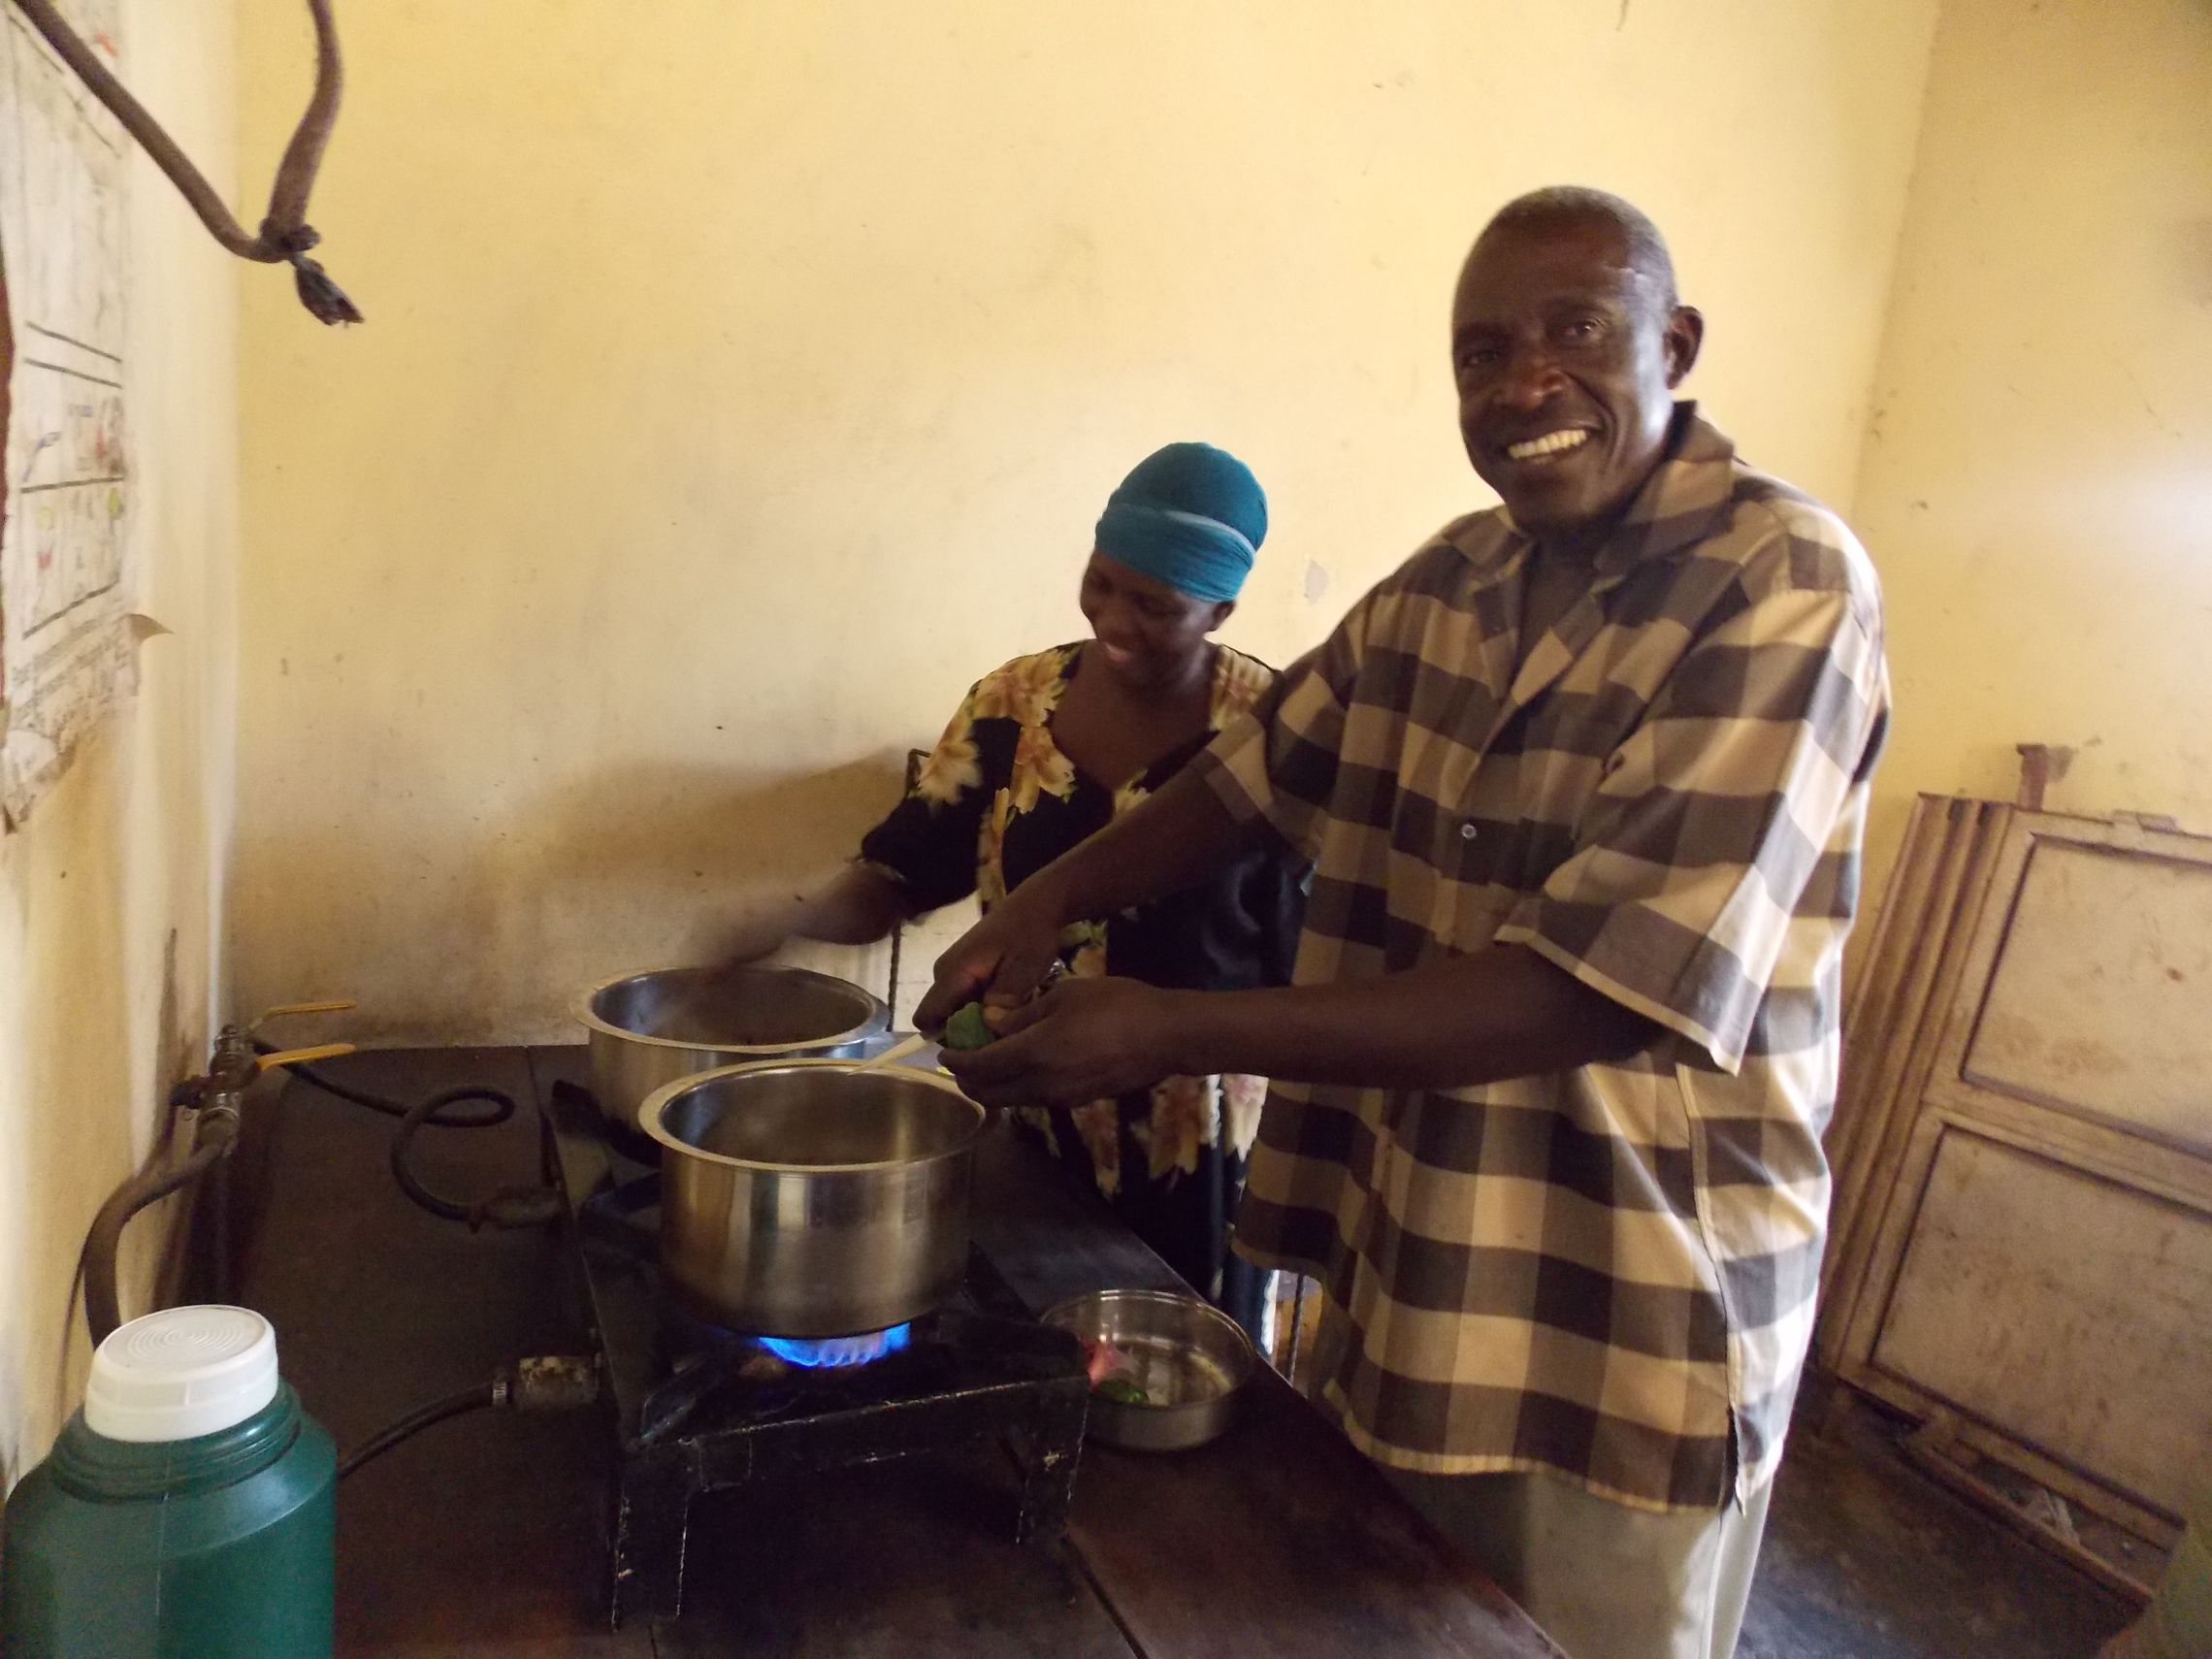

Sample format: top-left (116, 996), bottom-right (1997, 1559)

top-left (546, 1079), bottom-right (1090, 1628)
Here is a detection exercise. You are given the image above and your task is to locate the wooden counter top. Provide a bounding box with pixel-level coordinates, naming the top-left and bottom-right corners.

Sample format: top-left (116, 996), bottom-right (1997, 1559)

top-left (234, 1047), bottom-right (1559, 1658)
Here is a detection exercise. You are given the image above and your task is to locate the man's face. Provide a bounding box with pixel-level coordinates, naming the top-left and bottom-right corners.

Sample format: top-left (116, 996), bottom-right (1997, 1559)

top-left (1449, 217), bottom-right (1703, 540)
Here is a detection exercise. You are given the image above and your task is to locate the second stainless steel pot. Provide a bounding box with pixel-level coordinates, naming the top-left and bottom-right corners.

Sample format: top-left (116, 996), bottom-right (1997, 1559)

top-left (639, 1058), bottom-right (985, 1337)
top-left (575, 965), bottom-right (890, 1133)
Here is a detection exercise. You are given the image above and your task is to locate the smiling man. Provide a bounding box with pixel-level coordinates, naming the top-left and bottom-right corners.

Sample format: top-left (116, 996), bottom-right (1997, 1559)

top-left (918, 187), bottom-right (1890, 1659)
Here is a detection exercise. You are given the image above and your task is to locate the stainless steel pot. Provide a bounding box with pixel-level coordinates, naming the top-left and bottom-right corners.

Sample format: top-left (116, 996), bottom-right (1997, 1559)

top-left (1042, 1288), bottom-right (1257, 1451)
top-left (638, 1058), bottom-right (985, 1337)
top-left (574, 965), bottom-right (890, 1133)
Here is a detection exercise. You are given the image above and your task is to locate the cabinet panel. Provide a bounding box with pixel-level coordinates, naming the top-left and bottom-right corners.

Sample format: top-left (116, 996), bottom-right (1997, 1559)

top-left (1871, 1129), bottom-right (2212, 1519)
top-left (1962, 840), bottom-right (2212, 1155)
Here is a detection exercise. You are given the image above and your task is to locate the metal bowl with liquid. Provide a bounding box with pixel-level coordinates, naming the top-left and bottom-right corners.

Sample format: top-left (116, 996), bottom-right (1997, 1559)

top-left (1042, 1287), bottom-right (1257, 1451)
top-left (574, 965), bottom-right (890, 1133)
top-left (639, 1058), bottom-right (986, 1337)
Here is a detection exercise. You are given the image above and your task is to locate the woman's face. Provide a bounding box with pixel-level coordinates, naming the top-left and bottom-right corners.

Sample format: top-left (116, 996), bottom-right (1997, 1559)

top-left (1079, 552), bottom-right (1231, 693)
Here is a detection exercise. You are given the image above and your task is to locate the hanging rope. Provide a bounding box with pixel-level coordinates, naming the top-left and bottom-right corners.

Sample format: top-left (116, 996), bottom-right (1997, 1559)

top-left (9, 0), bottom-right (361, 324)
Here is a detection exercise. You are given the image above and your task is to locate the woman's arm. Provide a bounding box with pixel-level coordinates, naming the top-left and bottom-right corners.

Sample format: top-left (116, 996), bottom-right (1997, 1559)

top-left (914, 769), bottom-right (1255, 1027)
top-left (710, 862), bottom-right (913, 964)
top-left (715, 665), bottom-right (1008, 967)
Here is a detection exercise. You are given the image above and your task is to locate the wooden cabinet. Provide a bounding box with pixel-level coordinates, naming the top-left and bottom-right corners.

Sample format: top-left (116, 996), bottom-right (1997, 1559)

top-left (1820, 797), bottom-right (2212, 1553)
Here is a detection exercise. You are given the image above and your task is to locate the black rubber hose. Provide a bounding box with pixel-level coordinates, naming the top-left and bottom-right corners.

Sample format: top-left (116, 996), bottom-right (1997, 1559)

top-left (388, 1088), bottom-right (560, 1231)
top-left (264, 1045), bottom-right (557, 1231)
top-left (83, 1115), bottom-right (239, 1346)
top-left (336, 1383), bottom-right (499, 1480)
top-left (260, 1042), bottom-right (513, 1128)
top-left (207, 1146), bottom-right (232, 1306)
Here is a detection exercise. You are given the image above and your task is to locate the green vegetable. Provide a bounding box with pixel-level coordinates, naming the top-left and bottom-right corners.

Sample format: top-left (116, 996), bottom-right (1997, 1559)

top-left (941, 1002), bottom-right (996, 1052)
top-left (1093, 1378), bottom-right (1152, 1407)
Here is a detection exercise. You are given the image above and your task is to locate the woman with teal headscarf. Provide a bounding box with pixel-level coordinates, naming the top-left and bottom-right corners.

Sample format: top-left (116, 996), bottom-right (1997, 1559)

top-left (720, 442), bottom-right (1303, 1342)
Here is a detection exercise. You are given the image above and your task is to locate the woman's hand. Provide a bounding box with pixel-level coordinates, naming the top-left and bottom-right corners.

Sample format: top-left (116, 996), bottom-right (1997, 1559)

top-left (915, 878), bottom-right (1070, 1033)
top-left (938, 976), bottom-right (1184, 1109)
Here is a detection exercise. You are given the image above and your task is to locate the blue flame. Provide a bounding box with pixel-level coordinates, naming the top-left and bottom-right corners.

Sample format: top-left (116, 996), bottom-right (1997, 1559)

top-left (758, 1323), bottom-right (914, 1369)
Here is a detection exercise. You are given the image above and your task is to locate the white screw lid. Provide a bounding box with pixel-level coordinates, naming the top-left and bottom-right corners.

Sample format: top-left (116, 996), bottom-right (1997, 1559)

top-left (85, 1305), bottom-right (280, 1443)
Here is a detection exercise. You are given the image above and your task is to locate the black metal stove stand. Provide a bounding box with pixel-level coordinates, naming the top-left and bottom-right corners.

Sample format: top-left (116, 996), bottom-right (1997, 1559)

top-left (544, 1081), bottom-right (1090, 1626)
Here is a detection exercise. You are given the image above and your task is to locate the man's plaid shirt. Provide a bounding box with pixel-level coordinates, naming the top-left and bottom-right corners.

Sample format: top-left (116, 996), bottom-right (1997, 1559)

top-left (1198, 408), bottom-right (1889, 1511)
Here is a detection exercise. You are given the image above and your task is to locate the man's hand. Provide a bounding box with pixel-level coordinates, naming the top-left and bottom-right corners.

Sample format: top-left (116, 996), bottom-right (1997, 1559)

top-left (938, 977), bottom-right (1183, 1109)
top-left (915, 880), bottom-right (1069, 1033)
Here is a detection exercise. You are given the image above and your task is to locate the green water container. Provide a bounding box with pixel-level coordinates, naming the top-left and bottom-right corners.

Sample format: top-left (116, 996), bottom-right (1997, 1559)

top-left (1, 1306), bottom-right (335, 1658)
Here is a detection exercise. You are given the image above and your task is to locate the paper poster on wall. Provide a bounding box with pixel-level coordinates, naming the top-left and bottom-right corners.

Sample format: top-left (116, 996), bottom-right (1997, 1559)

top-left (0, 0), bottom-right (131, 827)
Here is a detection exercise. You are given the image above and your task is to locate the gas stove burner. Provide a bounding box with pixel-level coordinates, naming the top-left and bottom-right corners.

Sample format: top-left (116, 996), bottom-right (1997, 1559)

top-left (545, 1079), bottom-right (1090, 1626)
top-left (758, 1323), bottom-right (914, 1369)
top-left (651, 1295), bottom-right (921, 1386)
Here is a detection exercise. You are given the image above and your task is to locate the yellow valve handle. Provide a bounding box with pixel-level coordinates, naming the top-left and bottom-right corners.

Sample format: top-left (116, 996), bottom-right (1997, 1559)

top-left (255, 998), bottom-right (356, 1027)
top-left (255, 1042), bottom-right (355, 1072)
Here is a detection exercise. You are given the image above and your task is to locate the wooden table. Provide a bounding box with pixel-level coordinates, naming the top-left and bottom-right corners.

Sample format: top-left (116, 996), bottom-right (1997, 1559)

top-left (236, 1048), bottom-right (1560, 1658)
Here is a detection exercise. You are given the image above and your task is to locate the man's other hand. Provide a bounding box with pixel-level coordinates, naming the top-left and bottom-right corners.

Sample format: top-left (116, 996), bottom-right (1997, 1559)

top-left (938, 977), bottom-right (1181, 1109)
top-left (915, 881), bottom-right (1068, 1033)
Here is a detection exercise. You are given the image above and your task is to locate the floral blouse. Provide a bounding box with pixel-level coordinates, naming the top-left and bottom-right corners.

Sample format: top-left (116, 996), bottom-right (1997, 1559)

top-left (859, 643), bottom-right (1305, 1317)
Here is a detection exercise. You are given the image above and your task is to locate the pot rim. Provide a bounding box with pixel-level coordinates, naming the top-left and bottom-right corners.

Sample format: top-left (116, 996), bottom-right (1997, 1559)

top-left (571, 965), bottom-right (890, 1057)
top-left (638, 1057), bottom-right (986, 1175)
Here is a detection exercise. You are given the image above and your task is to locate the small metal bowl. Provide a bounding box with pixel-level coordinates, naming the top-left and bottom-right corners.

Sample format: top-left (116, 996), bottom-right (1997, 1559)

top-left (1041, 1288), bottom-right (1257, 1452)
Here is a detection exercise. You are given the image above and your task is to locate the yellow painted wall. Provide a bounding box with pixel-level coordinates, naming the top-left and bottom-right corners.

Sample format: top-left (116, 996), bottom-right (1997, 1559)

top-left (1853, 0), bottom-right (2212, 890)
top-left (233, 0), bottom-right (1940, 1043)
top-left (0, 0), bottom-right (238, 1480)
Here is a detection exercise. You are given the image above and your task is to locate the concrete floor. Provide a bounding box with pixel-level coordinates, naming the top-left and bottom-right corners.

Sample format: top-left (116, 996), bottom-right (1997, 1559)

top-left (1741, 1395), bottom-right (2137, 1659)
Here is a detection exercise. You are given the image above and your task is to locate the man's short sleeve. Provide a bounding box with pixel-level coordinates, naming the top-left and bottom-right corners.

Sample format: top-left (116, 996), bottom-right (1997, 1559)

top-left (1497, 555), bottom-right (1887, 1074)
top-left (1190, 592), bottom-right (1373, 862)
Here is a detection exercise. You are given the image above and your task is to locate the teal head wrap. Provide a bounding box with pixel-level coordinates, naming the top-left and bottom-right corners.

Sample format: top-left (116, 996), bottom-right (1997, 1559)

top-left (1093, 442), bottom-right (1267, 603)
